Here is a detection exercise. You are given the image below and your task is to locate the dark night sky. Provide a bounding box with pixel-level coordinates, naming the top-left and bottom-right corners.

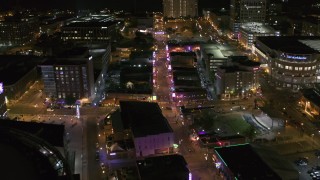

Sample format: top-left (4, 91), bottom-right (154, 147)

top-left (0, 0), bottom-right (229, 11)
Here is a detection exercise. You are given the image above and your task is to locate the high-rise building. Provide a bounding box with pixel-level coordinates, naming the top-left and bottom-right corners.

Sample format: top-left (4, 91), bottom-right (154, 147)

top-left (230, 0), bottom-right (267, 37)
top-left (163, 0), bottom-right (198, 18)
top-left (0, 15), bottom-right (38, 46)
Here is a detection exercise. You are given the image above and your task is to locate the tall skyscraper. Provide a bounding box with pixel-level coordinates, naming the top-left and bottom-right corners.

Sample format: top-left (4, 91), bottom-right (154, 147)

top-left (230, 0), bottom-right (267, 37)
top-left (163, 0), bottom-right (198, 18)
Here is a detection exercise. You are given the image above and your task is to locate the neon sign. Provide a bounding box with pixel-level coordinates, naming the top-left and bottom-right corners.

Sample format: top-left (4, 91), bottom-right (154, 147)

top-left (0, 82), bottom-right (3, 94)
top-left (286, 55), bottom-right (307, 60)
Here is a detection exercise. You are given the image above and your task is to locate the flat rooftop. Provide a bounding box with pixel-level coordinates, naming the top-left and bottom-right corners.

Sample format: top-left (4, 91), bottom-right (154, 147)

top-left (169, 52), bottom-right (196, 57)
top-left (137, 154), bottom-right (189, 180)
top-left (0, 55), bottom-right (43, 86)
top-left (257, 36), bottom-right (320, 54)
top-left (230, 56), bottom-right (261, 67)
top-left (120, 101), bottom-right (173, 137)
top-left (215, 144), bottom-right (281, 180)
top-left (57, 47), bottom-right (89, 58)
top-left (201, 43), bottom-right (240, 59)
top-left (0, 119), bottom-right (65, 147)
top-left (240, 22), bottom-right (277, 34)
top-left (41, 58), bottom-right (88, 66)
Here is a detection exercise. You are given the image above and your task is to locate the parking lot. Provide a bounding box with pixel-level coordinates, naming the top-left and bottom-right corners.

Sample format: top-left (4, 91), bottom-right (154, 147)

top-left (285, 150), bottom-right (320, 179)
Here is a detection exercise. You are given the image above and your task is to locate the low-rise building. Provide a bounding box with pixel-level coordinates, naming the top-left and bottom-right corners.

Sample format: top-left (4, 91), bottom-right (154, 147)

top-left (215, 56), bottom-right (260, 99)
top-left (200, 43), bottom-right (241, 75)
top-left (171, 67), bottom-right (207, 102)
top-left (119, 101), bottom-right (174, 157)
top-left (239, 22), bottom-right (280, 49)
top-left (299, 85), bottom-right (320, 118)
top-left (61, 14), bottom-right (117, 43)
top-left (137, 154), bottom-right (190, 180)
top-left (213, 144), bottom-right (282, 180)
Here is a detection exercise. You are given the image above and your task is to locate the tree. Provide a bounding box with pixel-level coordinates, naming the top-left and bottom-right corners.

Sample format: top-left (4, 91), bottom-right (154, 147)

top-left (194, 111), bottom-right (217, 131)
top-left (242, 125), bottom-right (256, 142)
top-left (209, 70), bottom-right (215, 84)
top-left (65, 95), bottom-right (77, 105)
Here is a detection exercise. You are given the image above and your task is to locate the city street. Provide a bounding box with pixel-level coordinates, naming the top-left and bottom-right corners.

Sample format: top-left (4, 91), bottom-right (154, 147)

top-left (6, 81), bottom-right (114, 180)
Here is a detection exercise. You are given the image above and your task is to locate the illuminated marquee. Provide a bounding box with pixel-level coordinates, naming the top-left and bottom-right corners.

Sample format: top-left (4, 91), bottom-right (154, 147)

top-left (0, 82), bottom-right (3, 94)
top-left (286, 55), bottom-right (307, 60)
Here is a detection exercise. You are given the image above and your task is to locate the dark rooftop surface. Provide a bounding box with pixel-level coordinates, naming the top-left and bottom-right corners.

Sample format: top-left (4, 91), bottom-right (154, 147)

top-left (0, 127), bottom-right (61, 180)
top-left (63, 21), bottom-right (117, 28)
top-left (0, 119), bottom-right (65, 147)
top-left (137, 154), bottom-right (189, 180)
top-left (257, 36), bottom-right (320, 54)
top-left (41, 58), bottom-right (88, 66)
top-left (120, 101), bottom-right (173, 137)
top-left (120, 66), bottom-right (152, 82)
top-left (219, 65), bottom-right (250, 73)
top-left (215, 144), bottom-right (281, 180)
top-left (230, 56), bottom-right (261, 67)
top-left (170, 52), bottom-right (196, 56)
top-left (0, 55), bottom-right (43, 85)
top-left (57, 47), bottom-right (89, 58)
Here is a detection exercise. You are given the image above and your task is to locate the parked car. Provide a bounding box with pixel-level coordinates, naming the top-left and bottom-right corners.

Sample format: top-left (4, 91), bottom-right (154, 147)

top-left (295, 157), bottom-right (308, 166)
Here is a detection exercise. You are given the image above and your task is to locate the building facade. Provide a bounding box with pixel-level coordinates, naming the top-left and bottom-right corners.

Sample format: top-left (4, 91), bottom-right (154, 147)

top-left (61, 21), bottom-right (116, 43)
top-left (163, 0), bottom-right (198, 18)
top-left (40, 48), bottom-right (94, 99)
top-left (239, 22), bottom-right (280, 49)
top-left (230, 0), bottom-right (267, 37)
top-left (119, 101), bottom-right (174, 157)
top-left (0, 16), bottom-right (38, 46)
top-left (254, 36), bottom-right (320, 90)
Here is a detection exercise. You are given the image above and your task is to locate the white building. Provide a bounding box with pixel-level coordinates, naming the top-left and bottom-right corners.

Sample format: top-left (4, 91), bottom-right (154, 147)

top-left (119, 101), bottom-right (174, 157)
top-left (239, 22), bottom-right (280, 49)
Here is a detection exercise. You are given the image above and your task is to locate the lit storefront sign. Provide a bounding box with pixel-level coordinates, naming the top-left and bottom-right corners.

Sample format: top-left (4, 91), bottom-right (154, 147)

top-left (0, 82), bottom-right (3, 94)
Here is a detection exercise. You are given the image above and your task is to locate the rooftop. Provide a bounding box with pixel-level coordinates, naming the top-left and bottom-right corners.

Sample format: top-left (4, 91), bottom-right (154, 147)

top-left (63, 21), bottom-right (117, 28)
top-left (200, 43), bottom-right (241, 59)
top-left (230, 56), bottom-right (261, 67)
top-left (215, 144), bottom-right (281, 180)
top-left (256, 36), bottom-right (320, 54)
top-left (0, 55), bottom-right (43, 86)
top-left (120, 101), bottom-right (173, 137)
top-left (219, 65), bottom-right (247, 73)
top-left (240, 22), bottom-right (277, 34)
top-left (0, 119), bottom-right (65, 147)
top-left (57, 47), bottom-right (89, 58)
top-left (137, 154), bottom-right (189, 180)
top-left (41, 58), bottom-right (88, 66)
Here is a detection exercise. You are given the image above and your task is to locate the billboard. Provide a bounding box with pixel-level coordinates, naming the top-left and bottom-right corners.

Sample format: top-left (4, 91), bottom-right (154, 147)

top-left (0, 82), bottom-right (3, 94)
